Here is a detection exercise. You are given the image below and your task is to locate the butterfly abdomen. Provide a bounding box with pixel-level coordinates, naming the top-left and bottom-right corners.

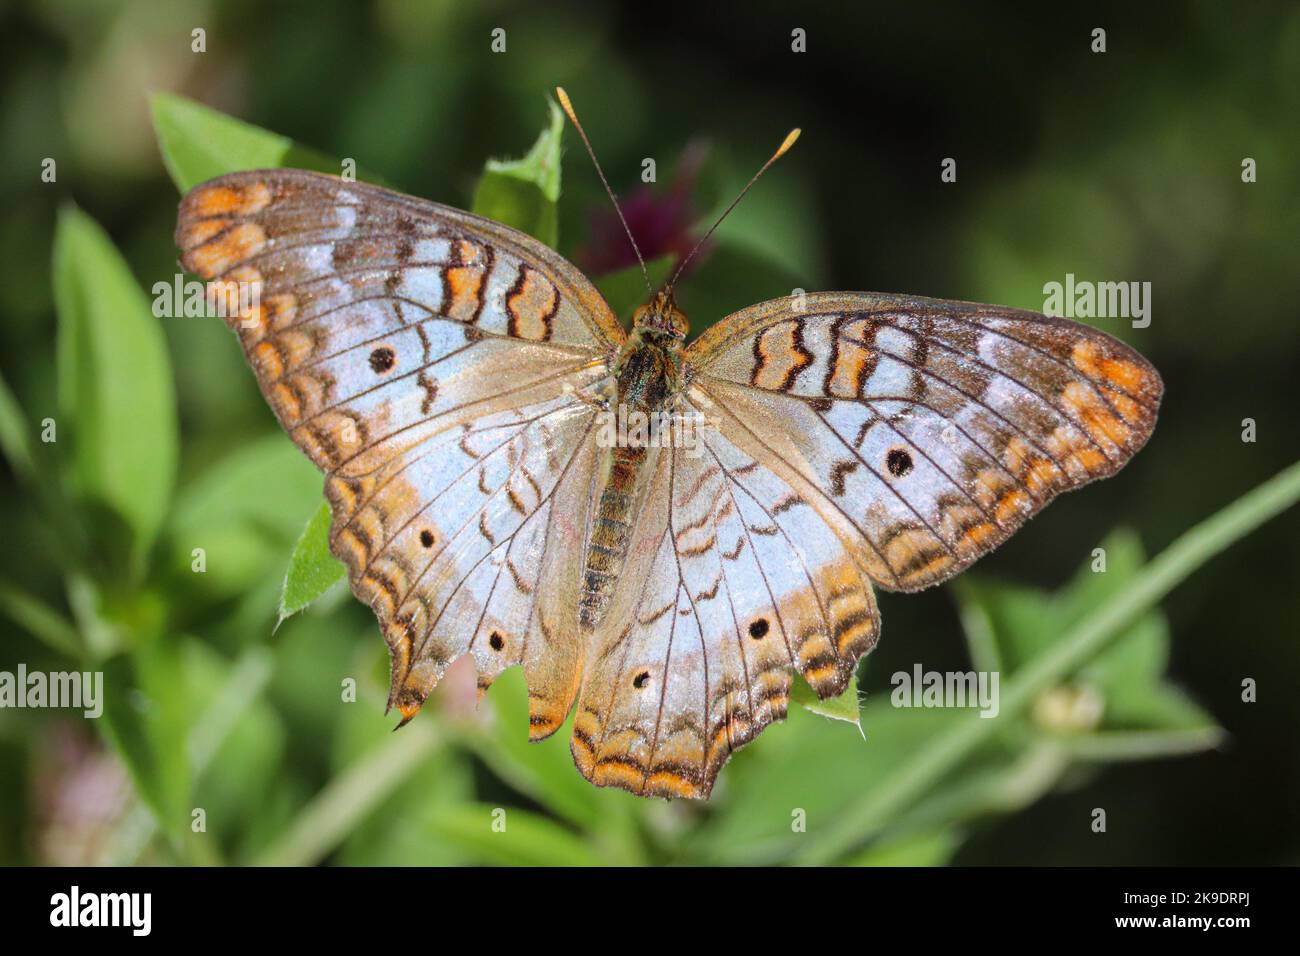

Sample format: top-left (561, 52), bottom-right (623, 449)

top-left (581, 433), bottom-right (659, 628)
top-left (579, 338), bottom-right (678, 629)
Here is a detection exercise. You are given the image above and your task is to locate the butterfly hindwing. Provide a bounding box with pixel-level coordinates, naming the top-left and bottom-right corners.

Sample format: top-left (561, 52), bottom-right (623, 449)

top-left (686, 292), bottom-right (1163, 591)
top-left (334, 392), bottom-right (607, 732)
top-left (177, 170), bottom-right (623, 731)
top-left (570, 413), bottom-right (879, 798)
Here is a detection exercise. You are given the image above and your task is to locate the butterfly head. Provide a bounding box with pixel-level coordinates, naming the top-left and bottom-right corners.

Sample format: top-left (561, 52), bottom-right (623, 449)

top-left (632, 290), bottom-right (689, 342)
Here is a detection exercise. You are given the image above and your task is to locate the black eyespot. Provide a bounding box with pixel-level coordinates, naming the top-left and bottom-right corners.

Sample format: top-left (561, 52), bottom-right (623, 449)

top-left (748, 618), bottom-right (770, 640)
top-left (489, 631), bottom-right (505, 651)
top-left (886, 447), bottom-right (914, 478)
top-left (419, 529), bottom-right (435, 548)
top-left (633, 670), bottom-right (651, 689)
top-left (369, 346), bottom-right (396, 373)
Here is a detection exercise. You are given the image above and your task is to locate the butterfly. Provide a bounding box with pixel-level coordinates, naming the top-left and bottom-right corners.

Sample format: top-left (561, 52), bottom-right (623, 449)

top-left (173, 90), bottom-right (1161, 799)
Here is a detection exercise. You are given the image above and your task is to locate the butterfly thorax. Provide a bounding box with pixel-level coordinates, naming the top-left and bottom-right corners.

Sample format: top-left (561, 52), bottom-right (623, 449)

top-left (610, 292), bottom-right (690, 418)
top-left (578, 298), bottom-right (690, 630)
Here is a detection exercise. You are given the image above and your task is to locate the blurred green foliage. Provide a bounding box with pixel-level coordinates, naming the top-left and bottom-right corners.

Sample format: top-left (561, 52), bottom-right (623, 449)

top-left (0, 1), bottom-right (1297, 866)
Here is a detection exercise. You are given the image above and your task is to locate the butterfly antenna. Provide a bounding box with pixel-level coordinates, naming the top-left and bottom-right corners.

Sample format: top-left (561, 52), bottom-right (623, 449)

top-left (555, 87), bottom-right (652, 297)
top-left (665, 127), bottom-right (801, 294)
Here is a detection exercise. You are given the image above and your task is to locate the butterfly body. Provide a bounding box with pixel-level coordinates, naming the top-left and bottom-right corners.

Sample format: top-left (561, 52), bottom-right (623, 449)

top-left (581, 294), bottom-right (692, 628)
top-left (176, 168), bottom-right (1162, 799)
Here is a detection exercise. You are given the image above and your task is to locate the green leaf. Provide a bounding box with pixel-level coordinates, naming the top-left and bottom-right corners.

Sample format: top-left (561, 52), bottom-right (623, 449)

top-left (841, 828), bottom-right (964, 867)
top-left (331, 695), bottom-right (475, 867)
top-left (1055, 528), bottom-right (1148, 623)
top-left (168, 435), bottom-right (321, 599)
top-left (953, 576), bottom-right (1055, 672)
top-left (267, 616), bottom-right (369, 749)
top-left (424, 802), bottom-right (605, 867)
top-left (465, 668), bottom-right (643, 863)
top-left (884, 740), bottom-right (1070, 837)
top-left (695, 699), bottom-right (960, 864)
top-left (109, 642), bottom-right (281, 865)
top-left (471, 100), bottom-right (564, 246)
top-left (334, 759), bottom-right (475, 866)
top-left (1063, 726), bottom-right (1225, 762)
top-left (1100, 683), bottom-right (1221, 737)
top-left (791, 671), bottom-right (863, 726)
top-left (151, 93), bottom-right (355, 192)
top-left (0, 584), bottom-right (82, 657)
top-left (0, 368), bottom-right (35, 482)
top-left (1056, 530), bottom-right (1171, 713)
top-left (98, 629), bottom-right (190, 843)
top-left (250, 717), bottom-right (442, 866)
top-left (53, 207), bottom-right (177, 562)
top-left (185, 643), bottom-right (279, 777)
top-left (277, 501), bottom-right (346, 628)
top-left (957, 530), bottom-right (1175, 725)
top-left (181, 642), bottom-right (281, 863)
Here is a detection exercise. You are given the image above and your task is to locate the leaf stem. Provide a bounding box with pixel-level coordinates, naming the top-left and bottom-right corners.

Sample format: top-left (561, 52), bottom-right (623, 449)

top-left (795, 458), bottom-right (1300, 865)
top-left (0, 584), bottom-right (83, 657)
top-left (250, 720), bottom-right (442, 866)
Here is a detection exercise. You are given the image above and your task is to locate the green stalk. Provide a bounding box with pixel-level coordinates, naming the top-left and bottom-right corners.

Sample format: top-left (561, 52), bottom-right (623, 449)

top-left (795, 459), bottom-right (1300, 865)
top-left (251, 719), bottom-right (442, 866)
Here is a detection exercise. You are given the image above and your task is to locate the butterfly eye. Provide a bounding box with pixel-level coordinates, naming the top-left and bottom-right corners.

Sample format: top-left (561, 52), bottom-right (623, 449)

top-left (369, 346), bottom-right (397, 373)
top-left (488, 631), bottom-right (505, 651)
top-left (748, 618), bottom-right (770, 640)
top-left (633, 670), bottom-right (651, 689)
top-left (419, 529), bottom-right (436, 548)
top-left (885, 447), bottom-right (914, 478)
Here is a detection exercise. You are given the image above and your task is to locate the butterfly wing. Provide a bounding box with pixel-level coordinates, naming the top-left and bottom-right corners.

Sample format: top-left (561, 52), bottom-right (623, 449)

top-left (176, 170), bottom-right (624, 733)
top-left (568, 291), bottom-right (1161, 798)
top-left (570, 426), bottom-right (880, 798)
top-left (685, 292), bottom-right (1162, 591)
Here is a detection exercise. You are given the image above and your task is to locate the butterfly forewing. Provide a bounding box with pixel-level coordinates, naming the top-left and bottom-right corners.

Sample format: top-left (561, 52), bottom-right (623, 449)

top-left (686, 292), bottom-right (1162, 591)
top-left (176, 170), bottom-right (622, 732)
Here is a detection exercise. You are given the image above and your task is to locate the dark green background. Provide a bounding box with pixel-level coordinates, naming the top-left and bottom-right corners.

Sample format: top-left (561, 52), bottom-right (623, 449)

top-left (1, 1), bottom-right (1297, 865)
